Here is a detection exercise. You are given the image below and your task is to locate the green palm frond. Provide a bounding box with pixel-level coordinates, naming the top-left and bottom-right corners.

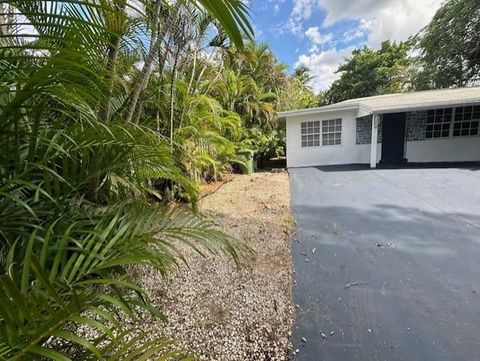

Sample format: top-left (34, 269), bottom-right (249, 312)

top-left (0, 1), bottom-right (253, 359)
top-left (0, 198), bottom-right (246, 359)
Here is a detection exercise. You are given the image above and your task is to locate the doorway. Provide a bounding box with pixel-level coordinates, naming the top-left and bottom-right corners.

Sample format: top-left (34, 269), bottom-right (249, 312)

top-left (380, 112), bottom-right (407, 165)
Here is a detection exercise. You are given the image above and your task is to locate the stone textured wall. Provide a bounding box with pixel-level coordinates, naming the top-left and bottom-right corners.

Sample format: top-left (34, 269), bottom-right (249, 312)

top-left (406, 110), bottom-right (427, 141)
top-left (356, 115), bottom-right (382, 144)
top-left (356, 111), bottom-right (427, 144)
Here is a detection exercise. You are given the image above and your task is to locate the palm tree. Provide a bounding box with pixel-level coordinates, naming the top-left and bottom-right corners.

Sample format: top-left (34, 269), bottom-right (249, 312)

top-left (209, 43), bottom-right (285, 129)
top-left (294, 65), bottom-right (314, 86)
top-left (125, 0), bottom-right (253, 123)
top-left (0, 1), bottom-right (251, 359)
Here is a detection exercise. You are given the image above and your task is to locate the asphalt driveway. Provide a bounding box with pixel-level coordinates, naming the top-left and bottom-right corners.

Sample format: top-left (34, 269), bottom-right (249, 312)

top-left (289, 165), bottom-right (480, 361)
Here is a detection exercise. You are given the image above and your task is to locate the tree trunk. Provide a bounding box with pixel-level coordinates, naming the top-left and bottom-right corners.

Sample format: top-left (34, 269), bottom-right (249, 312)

top-left (178, 47), bottom-right (197, 128)
top-left (125, 0), bottom-right (180, 123)
top-left (186, 48), bottom-right (197, 95)
top-left (156, 48), bottom-right (162, 133)
top-left (156, 34), bottom-right (173, 133)
top-left (169, 48), bottom-right (180, 145)
top-left (98, 0), bottom-right (127, 122)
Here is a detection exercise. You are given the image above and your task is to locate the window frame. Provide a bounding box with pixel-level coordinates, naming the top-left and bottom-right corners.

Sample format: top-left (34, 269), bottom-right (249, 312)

top-left (424, 105), bottom-right (480, 140)
top-left (452, 105), bottom-right (480, 137)
top-left (321, 118), bottom-right (342, 146)
top-left (300, 119), bottom-right (342, 148)
top-left (425, 108), bottom-right (453, 139)
top-left (300, 121), bottom-right (320, 147)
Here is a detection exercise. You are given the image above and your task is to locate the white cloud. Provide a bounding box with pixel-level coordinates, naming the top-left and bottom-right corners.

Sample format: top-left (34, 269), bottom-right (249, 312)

top-left (285, 0), bottom-right (316, 34)
top-left (318, 0), bottom-right (444, 47)
top-left (295, 47), bottom-right (355, 92)
top-left (285, 0), bottom-right (443, 44)
top-left (342, 23), bottom-right (368, 42)
top-left (362, 1), bottom-right (443, 48)
top-left (262, 0), bottom-right (285, 14)
top-left (305, 26), bottom-right (333, 45)
top-left (291, 0), bottom-right (444, 91)
top-left (291, 0), bottom-right (315, 20)
top-left (319, 0), bottom-right (396, 26)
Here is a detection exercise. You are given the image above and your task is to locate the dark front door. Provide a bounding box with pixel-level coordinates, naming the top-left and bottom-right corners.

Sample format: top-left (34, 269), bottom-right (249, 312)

top-left (380, 112), bottom-right (407, 165)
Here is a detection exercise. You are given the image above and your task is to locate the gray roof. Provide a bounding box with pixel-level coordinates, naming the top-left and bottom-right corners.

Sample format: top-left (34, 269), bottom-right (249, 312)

top-left (278, 87), bottom-right (480, 118)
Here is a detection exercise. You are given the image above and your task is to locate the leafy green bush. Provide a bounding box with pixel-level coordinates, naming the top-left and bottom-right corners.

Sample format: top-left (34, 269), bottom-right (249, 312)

top-left (0, 0), bottom-right (251, 359)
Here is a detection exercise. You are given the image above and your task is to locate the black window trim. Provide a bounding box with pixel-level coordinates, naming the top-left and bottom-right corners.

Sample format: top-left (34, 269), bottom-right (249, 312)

top-left (425, 105), bottom-right (480, 139)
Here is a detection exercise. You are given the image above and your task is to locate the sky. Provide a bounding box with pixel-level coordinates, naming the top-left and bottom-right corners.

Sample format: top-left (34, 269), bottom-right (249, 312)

top-left (249, 0), bottom-right (445, 93)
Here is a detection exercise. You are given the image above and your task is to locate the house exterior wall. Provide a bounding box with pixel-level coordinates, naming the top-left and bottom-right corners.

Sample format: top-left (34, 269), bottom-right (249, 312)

top-left (286, 110), bottom-right (381, 168)
top-left (285, 107), bottom-right (480, 168)
top-left (406, 111), bottom-right (427, 141)
top-left (356, 115), bottom-right (382, 144)
top-left (406, 138), bottom-right (480, 162)
top-left (403, 109), bottom-right (480, 162)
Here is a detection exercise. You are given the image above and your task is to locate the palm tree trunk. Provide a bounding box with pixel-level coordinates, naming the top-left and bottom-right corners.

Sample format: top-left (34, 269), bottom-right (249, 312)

top-left (179, 48), bottom-right (197, 127)
top-left (98, 35), bottom-right (122, 122)
top-left (156, 48), bottom-right (162, 133)
top-left (156, 35), bottom-right (172, 133)
top-left (186, 48), bottom-right (197, 95)
top-left (125, 0), bottom-right (180, 123)
top-left (194, 47), bottom-right (219, 92)
top-left (170, 48), bottom-right (180, 145)
top-left (98, 0), bottom-right (127, 122)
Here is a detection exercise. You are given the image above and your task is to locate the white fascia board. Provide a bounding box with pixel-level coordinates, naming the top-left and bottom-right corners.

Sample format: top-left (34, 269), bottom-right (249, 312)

top-left (279, 104), bottom-right (371, 119)
top-left (279, 97), bottom-right (480, 120)
top-left (373, 99), bottom-right (480, 114)
top-left (357, 106), bottom-right (373, 117)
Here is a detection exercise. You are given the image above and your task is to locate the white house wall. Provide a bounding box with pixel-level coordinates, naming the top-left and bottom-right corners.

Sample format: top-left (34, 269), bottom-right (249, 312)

top-left (286, 110), bottom-right (381, 168)
top-left (406, 138), bottom-right (480, 162)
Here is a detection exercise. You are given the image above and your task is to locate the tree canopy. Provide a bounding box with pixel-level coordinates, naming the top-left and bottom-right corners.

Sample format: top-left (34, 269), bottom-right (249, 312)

top-left (321, 0), bottom-right (480, 103)
top-left (325, 40), bottom-right (412, 104)
top-left (414, 0), bottom-right (480, 89)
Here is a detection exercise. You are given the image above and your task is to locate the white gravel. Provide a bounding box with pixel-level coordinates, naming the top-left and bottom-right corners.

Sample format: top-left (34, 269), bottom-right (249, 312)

top-left (134, 172), bottom-right (294, 360)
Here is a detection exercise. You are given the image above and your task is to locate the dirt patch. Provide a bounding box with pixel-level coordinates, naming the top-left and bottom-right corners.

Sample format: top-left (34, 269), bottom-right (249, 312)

top-left (135, 172), bottom-right (294, 360)
top-left (199, 175), bottom-right (234, 198)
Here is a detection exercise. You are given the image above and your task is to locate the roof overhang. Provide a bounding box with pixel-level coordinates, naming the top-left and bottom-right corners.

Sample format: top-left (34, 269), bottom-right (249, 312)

top-left (278, 104), bottom-right (371, 119)
top-left (371, 99), bottom-right (480, 115)
top-left (278, 97), bottom-right (480, 121)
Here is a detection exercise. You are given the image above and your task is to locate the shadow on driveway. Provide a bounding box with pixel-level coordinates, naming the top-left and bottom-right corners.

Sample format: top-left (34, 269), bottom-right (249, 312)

top-left (289, 168), bottom-right (480, 361)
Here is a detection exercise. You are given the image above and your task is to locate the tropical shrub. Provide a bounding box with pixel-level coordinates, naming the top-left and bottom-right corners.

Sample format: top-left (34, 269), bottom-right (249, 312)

top-left (0, 0), bottom-right (251, 359)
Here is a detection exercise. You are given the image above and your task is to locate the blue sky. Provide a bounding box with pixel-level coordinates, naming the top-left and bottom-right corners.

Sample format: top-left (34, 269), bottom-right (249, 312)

top-left (249, 0), bottom-right (444, 92)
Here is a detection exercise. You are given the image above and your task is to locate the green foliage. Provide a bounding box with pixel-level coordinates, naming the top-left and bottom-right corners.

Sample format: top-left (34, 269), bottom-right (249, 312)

top-left (209, 43), bottom-right (286, 129)
top-left (293, 65), bottom-right (314, 86)
top-left (204, 43), bottom-right (288, 159)
top-left (325, 40), bottom-right (413, 103)
top-left (176, 93), bottom-right (243, 181)
top-left (0, 0), bottom-right (252, 359)
top-left (0, 201), bottom-right (240, 360)
top-left (195, 0), bottom-right (253, 49)
top-left (277, 77), bottom-right (319, 112)
top-left (414, 0), bottom-right (480, 89)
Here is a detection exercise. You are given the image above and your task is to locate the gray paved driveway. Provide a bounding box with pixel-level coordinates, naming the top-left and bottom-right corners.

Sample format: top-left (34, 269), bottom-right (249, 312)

top-left (289, 165), bottom-right (480, 361)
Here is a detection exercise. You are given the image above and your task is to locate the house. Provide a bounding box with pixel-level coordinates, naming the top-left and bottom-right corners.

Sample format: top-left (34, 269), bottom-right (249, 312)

top-left (278, 87), bottom-right (480, 168)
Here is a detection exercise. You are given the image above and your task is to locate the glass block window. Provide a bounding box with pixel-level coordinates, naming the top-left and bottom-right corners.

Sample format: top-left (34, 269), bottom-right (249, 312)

top-left (426, 108), bottom-right (452, 138)
top-left (321, 119), bottom-right (342, 146)
top-left (301, 121), bottom-right (320, 147)
top-left (453, 105), bottom-right (480, 137)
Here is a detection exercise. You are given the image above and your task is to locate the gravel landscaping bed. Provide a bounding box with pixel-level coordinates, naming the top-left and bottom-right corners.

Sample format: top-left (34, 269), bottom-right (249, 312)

top-left (135, 172), bottom-right (294, 360)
